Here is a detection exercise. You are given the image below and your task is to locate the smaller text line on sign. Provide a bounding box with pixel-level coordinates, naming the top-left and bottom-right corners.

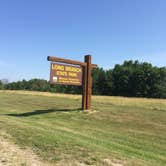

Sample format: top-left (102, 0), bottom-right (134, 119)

top-left (50, 63), bottom-right (82, 86)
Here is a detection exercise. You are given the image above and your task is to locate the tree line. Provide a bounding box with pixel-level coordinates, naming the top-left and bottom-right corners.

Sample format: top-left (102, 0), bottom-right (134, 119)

top-left (1, 60), bottom-right (166, 98)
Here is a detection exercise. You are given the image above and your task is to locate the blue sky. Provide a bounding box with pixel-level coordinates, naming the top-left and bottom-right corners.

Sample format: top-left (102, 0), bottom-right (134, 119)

top-left (0, 0), bottom-right (166, 82)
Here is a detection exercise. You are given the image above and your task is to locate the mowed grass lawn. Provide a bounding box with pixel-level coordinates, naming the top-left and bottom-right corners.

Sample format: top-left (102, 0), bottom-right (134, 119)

top-left (0, 90), bottom-right (166, 166)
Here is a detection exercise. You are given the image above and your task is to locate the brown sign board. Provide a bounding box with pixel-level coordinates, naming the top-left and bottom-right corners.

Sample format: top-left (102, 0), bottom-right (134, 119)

top-left (50, 63), bottom-right (82, 86)
top-left (48, 55), bottom-right (97, 110)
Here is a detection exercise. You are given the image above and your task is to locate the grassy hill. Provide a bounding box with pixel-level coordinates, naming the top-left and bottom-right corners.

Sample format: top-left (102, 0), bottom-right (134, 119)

top-left (0, 90), bottom-right (166, 166)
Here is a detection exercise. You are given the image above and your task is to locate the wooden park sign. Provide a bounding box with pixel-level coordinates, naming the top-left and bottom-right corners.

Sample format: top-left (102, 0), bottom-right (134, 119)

top-left (47, 55), bottom-right (97, 110)
top-left (50, 63), bottom-right (82, 86)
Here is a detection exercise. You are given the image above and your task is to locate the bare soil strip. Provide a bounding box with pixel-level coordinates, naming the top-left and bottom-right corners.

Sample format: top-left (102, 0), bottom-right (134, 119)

top-left (0, 134), bottom-right (123, 166)
top-left (0, 135), bottom-right (47, 166)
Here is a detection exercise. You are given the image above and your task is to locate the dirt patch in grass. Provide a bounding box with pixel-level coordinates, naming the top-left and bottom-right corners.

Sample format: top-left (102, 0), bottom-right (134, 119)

top-left (0, 134), bottom-right (124, 166)
top-left (0, 134), bottom-right (48, 166)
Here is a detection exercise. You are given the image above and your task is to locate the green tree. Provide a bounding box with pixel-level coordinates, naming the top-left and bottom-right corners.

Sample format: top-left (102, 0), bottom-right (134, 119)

top-left (3, 61), bottom-right (166, 98)
top-left (92, 68), bottom-right (107, 95)
top-left (0, 81), bottom-right (3, 90)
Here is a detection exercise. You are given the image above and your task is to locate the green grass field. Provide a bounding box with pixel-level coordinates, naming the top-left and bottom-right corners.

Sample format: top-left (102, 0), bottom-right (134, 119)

top-left (0, 90), bottom-right (166, 166)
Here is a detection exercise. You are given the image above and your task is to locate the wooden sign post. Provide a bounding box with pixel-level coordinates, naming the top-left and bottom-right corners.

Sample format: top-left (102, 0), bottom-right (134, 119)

top-left (47, 55), bottom-right (97, 111)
